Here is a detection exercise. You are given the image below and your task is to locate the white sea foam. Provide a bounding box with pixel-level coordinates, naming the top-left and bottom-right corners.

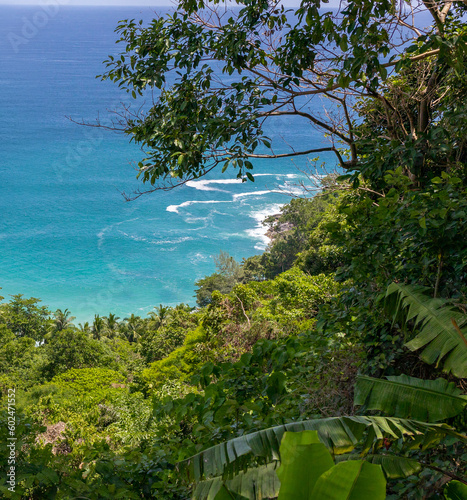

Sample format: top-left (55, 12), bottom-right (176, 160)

top-left (189, 252), bottom-right (209, 264)
top-left (253, 173), bottom-right (300, 180)
top-left (186, 178), bottom-right (243, 192)
top-left (233, 190), bottom-right (282, 201)
top-left (184, 216), bottom-right (209, 224)
top-left (97, 217), bottom-right (141, 249)
top-left (245, 203), bottom-right (284, 251)
top-left (118, 233), bottom-right (196, 245)
top-left (97, 227), bottom-right (111, 250)
top-left (118, 231), bottom-right (149, 243)
top-left (166, 200), bottom-right (232, 214)
top-left (151, 236), bottom-right (194, 245)
top-left (185, 181), bottom-right (228, 193)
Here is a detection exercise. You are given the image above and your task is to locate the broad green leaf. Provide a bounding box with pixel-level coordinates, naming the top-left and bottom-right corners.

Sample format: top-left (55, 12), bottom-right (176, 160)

top-left (181, 416), bottom-right (464, 481)
top-left (444, 480), bottom-right (467, 500)
top-left (363, 454), bottom-right (421, 479)
top-left (193, 464), bottom-right (280, 500)
top-left (214, 485), bottom-right (246, 500)
top-left (386, 283), bottom-right (467, 377)
top-left (336, 453), bottom-right (421, 479)
top-left (310, 461), bottom-right (386, 500)
top-left (355, 374), bottom-right (467, 422)
top-left (277, 431), bottom-right (334, 499)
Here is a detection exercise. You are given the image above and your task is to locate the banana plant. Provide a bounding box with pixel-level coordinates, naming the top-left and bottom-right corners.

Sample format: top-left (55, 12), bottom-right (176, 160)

top-left (385, 283), bottom-right (467, 378)
top-left (354, 374), bottom-right (467, 422)
top-left (444, 480), bottom-right (467, 500)
top-left (181, 284), bottom-right (467, 499)
top-left (180, 415), bottom-right (464, 499)
top-left (194, 431), bottom-right (386, 500)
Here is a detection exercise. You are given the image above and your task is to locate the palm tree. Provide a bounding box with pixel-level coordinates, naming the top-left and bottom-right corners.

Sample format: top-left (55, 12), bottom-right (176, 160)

top-left (147, 304), bottom-right (171, 330)
top-left (104, 313), bottom-right (121, 339)
top-left (43, 308), bottom-right (76, 343)
top-left (52, 308), bottom-right (75, 332)
top-left (122, 313), bottom-right (144, 343)
top-left (78, 321), bottom-right (91, 334)
top-left (91, 314), bottom-right (104, 340)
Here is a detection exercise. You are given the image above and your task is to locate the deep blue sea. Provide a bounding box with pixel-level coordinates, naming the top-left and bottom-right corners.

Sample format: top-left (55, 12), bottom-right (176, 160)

top-left (0, 5), bottom-right (334, 322)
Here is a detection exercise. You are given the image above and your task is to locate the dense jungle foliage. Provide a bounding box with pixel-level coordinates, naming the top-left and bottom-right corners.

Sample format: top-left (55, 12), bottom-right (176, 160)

top-left (2, 0), bottom-right (467, 498)
top-left (1, 170), bottom-right (466, 498)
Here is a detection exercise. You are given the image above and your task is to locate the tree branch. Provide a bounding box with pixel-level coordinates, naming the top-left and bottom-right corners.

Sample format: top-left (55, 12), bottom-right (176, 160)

top-left (233, 294), bottom-right (251, 328)
top-left (246, 146), bottom-right (349, 169)
top-left (439, 1), bottom-right (454, 22)
top-left (421, 462), bottom-right (467, 486)
top-left (382, 49), bottom-right (441, 69)
top-left (422, 0), bottom-right (444, 33)
top-left (261, 108), bottom-right (352, 145)
top-left (245, 147), bottom-right (335, 159)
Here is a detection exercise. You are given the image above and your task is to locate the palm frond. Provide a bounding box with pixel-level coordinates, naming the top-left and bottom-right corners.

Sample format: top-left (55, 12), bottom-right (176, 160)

top-left (355, 374), bottom-right (467, 422)
top-left (386, 283), bottom-right (467, 377)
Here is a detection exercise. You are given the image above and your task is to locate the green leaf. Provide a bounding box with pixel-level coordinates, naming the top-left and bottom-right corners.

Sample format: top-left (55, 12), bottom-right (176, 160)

top-left (194, 464), bottom-right (280, 500)
top-left (444, 480), bottom-right (467, 500)
top-left (355, 375), bottom-right (467, 422)
top-left (214, 485), bottom-right (245, 500)
top-left (180, 416), bottom-right (463, 482)
top-left (246, 172), bottom-right (255, 182)
top-left (386, 283), bottom-right (467, 377)
top-left (182, 417), bottom-right (363, 481)
top-left (310, 461), bottom-right (386, 500)
top-left (337, 454), bottom-right (421, 479)
top-left (277, 431), bottom-right (334, 500)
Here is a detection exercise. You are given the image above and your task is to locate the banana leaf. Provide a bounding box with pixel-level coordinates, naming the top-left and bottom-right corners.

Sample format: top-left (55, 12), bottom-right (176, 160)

top-left (386, 283), bottom-right (467, 377)
top-left (355, 374), bottom-right (467, 422)
top-left (276, 431), bottom-right (334, 500)
top-left (310, 460), bottom-right (386, 500)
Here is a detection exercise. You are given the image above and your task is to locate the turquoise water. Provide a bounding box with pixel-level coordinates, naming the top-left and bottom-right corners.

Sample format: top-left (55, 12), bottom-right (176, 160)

top-left (0, 6), bottom-right (333, 322)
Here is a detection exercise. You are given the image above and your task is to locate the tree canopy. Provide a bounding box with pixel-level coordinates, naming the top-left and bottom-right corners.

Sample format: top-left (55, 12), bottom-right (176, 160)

top-left (100, 0), bottom-right (467, 196)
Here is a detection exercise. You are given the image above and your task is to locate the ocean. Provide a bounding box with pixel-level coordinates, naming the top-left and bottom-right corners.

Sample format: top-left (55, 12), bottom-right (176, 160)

top-left (0, 5), bottom-right (334, 322)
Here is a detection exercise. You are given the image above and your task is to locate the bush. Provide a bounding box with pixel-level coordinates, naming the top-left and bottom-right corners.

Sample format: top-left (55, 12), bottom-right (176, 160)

top-left (41, 329), bottom-right (116, 379)
top-left (52, 367), bottom-right (125, 392)
top-left (139, 326), bottom-right (208, 392)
